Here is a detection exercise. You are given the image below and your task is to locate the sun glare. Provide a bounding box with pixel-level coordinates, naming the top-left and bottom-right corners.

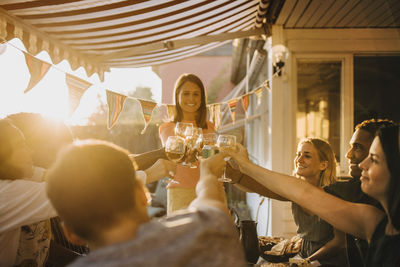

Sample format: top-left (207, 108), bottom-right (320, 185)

top-left (0, 39), bottom-right (161, 126)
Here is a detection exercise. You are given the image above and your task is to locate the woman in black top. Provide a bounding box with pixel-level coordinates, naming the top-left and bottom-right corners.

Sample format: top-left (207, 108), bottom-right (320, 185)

top-left (226, 124), bottom-right (400, 266)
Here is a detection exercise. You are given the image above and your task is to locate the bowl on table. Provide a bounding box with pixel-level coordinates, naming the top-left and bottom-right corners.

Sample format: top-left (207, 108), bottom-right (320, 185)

top-left (258, 236), bottom-right (298, 263)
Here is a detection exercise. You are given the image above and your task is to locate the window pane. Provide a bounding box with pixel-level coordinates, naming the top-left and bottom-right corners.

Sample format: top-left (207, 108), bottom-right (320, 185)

top-left (354, 56), bottom-right (400, 125)
top-left (296, 61), bottom-right (341, 162)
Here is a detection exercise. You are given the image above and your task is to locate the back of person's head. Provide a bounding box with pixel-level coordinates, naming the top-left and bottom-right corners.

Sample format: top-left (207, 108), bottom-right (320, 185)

top-left (46, 140), bottom-right (138, 242)
top-left (377, 124), bottom-right (400, 230)
top-left (0, 118), bottom-right (33, 179)
top-left (173, 73), bottom-right (208, 129)
top-left (299, 137), bottom-right (337, 187)
top-left (355, 118), bottom-right (395, 139)
top-left (6, 112), bottom-right (74, 168)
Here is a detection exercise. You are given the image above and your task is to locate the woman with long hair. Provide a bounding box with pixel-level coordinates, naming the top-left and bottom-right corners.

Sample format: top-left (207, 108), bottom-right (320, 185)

top-left (226, 124), bottom-right (400, 266)
top-left (230, 137), bottom-right (346, 265)
top-left (159, 73), bottom-right (219, 214)
top-left (290, 138), bottom-right (346, 265)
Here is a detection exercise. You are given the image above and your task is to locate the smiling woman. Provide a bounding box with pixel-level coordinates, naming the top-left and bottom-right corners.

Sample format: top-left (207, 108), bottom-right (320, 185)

top-left (158, 73), bottom-right (221, 215)
top-left (0, 39), bottom-right (161, 126)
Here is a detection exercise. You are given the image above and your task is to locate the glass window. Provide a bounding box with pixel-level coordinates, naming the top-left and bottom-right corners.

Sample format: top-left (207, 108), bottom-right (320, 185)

top-left (354, 56), bottom-right (400, 125)
top-left (296, 61), bottom-right (341, 162)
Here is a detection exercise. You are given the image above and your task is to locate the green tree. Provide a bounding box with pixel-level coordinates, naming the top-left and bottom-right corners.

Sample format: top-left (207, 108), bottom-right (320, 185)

top-left (131, 86), bottom-right (155, 101)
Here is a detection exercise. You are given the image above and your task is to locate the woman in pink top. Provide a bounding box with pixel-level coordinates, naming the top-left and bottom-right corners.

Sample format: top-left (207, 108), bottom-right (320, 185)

top-left (159, 73), bottom-right (218, 214)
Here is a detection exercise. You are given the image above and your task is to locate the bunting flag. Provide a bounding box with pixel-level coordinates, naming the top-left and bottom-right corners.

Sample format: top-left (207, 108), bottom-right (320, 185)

top-left (3, 42), bottom-right (274, 132)
top-left (166, 104), bottom-right (175, 121)
top-left (209, 103), bottom-right (222, 130)
top-left (106, 90), bottom-right (127, 129)
top-left (138, 99), bottom-right (157, 134)
top-left (241, 94), bottom-right (250, 117)
top-left (23, 52), bottom-right (51, 93)
top-left (265, 80), bottom-right (271, 91)
top-left (254, 87), bottom-right (263, 106)
top-left (227, 98), bottom-right (238, 123)
top-left (65, 74), bottom-right (92, 115)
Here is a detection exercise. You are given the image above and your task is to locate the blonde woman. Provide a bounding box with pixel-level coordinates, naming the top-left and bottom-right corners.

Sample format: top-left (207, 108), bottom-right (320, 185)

top-left (229, 138), bottom-right (346, 265)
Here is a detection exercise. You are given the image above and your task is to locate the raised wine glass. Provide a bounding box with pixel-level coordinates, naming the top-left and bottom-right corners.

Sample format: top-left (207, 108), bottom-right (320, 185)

top-left (216, 134), bottom-right (236, 182)
top-left (199, 133), bottom-right (219, 159)
top-left (164, 136), bottom-right (186, 184)
top-left (183, 127), bottom-right (203, 167)
top-left (202, 133), bottom-right (218, 146)
top-left (174, 122), bottom-right (193, 138)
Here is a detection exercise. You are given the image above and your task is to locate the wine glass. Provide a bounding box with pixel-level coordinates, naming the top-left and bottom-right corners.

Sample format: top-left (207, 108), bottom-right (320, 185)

top-left (202, 133), bottom-right (218, 146)
top-left (199, 133), bottom-right (219, 159)
top-left (164, 136), bottom-right (186, 184)
top-left (183, 127), bottom-right (203, 167)
top-left (174, 122), bottom-right (193, 138)
top-left (216, 134), bottom-right (236, 182)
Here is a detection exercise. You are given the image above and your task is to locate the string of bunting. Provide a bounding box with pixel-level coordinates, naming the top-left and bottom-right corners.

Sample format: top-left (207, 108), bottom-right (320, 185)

top-left (1, 40), bottom-right (272, 133)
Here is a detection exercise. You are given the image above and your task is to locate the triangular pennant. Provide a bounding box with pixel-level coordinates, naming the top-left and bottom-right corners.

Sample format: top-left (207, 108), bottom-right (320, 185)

top-left (241, 94), bottom-right (250, 117)
top-left (65, 74), bottom-right (92, 116)
top-left (138, 99), bottom-right (157, 134)
top-left (166, 104), bottom-right (175, 121)
top-left (106, 90), bottom-right (127, 129)
top-left (209, 104), bottom-right (222, 130)
top-left (254, 87), bottom-right (263, 106)
top-left (265, 80), bottom-right (271, 91)
top-left (227, 98), bottom-right (238, 123)
top-left (23, 52), bottom-right (51, 93)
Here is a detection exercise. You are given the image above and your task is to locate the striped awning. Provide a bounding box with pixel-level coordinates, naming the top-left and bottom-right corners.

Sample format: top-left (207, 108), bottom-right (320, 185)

top-left (0, 0), bottom-right (270, 81)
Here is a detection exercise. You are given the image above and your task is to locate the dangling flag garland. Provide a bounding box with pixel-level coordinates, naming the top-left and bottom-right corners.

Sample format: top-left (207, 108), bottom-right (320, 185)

top-left (23, 52), bottom-right (51, 93)
top-left (227, 98), bottom-right (238, 123)
top-left (166, 104), bottom-right (175, 121)
top-left (254, 87), bottom-right (263, 106)
top-left (138, 99), bottom-right (157, 134)
top-left (106, 90), bottom-right (127, 129)
top-left (65, 74), bottom-right (92, 115)
top-left (4, 42), bottom-right (274, 130)
top-left (241, 94), bottom-right (250, 117)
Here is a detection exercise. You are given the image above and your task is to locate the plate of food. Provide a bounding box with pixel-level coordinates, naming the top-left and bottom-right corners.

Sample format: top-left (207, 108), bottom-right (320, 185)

top-left (258, 236), bottom-right (303, 263)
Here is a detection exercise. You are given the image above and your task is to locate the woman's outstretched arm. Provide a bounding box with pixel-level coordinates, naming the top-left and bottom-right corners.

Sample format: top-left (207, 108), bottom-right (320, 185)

top-left (225, 163), bottom-right (288, 201)
top-left (227, 145), bottom-right (384, 241)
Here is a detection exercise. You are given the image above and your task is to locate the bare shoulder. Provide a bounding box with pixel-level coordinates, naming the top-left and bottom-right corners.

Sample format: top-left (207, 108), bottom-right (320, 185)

top-left (159, 121), bottom-right (175, 133)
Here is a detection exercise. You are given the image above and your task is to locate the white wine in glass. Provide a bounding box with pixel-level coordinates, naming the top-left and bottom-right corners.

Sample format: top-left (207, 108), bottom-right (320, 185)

top-left (183, 127), bottom-right (203, 167)
top-left (200, 133), bottom-right (219, 159)
top-left (216, 134), bottom-right (236, 182)
top-left (165, 136), bottom-right (185, 163)
top-left (174, 122), bottom-right (193, 138)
